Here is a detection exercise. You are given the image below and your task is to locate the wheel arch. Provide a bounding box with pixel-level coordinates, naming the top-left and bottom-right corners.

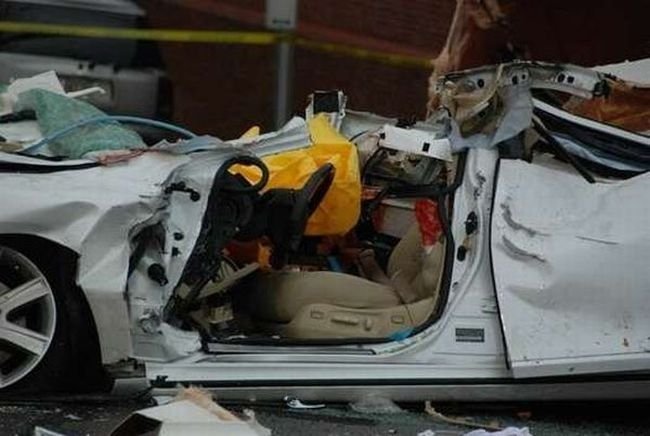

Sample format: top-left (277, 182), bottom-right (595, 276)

top-left (0, 233), bottom-right (127, 366)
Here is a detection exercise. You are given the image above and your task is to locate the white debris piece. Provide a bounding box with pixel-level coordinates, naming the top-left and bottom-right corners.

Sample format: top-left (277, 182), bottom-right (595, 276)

top-left (33, 427), bottom-right (68, 436)
top-left (1, 70), bottom-right (105, 115)
top-left (112, 388), bottom-right (271, 436)
top-left (593, 58), bottom-right (650, 86)
top-left (7, 71), bottom-right (65, 101)
top-left (380, 124), bottom-right (453, 161)
top-left (464, 427), bottom-right (532, 436)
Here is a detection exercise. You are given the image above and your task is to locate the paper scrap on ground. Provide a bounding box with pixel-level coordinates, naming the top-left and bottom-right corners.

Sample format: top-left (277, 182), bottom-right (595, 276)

top-left (111, 387), bottom-right (271, 436)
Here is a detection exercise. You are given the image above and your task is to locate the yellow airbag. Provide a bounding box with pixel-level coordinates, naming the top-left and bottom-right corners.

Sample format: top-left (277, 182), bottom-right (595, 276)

top-left (234, 114), bottom-right (361, 235)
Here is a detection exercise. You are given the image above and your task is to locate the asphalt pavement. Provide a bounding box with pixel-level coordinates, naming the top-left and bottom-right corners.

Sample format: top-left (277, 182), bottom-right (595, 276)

top-left (1, 395), bottom-right (649, 435)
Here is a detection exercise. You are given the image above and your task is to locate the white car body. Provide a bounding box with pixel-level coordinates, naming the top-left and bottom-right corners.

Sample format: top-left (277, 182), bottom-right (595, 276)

top-left (1, 61), bottom-right (649, 401)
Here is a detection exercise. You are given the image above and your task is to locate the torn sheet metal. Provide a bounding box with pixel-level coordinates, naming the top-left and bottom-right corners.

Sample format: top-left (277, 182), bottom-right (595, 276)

top-left (437, 62), bottom-right (605, 121)
top-left (491, 158), bottom-right (650, 378)
top-left (0, 109), bottom-right (315, 364)
top-left (306, 90), bottom-right (347, 131)
top-left (128, 118), bottom-right (317, 362)
top-left (380, 124), bottom-right (452, 161)
top-left (593, 58), bottom-right (650, 87)
top-left (533, 99), bottom-right (650, 148)
top-left (552, 133), bottom-right (647, 172)
top-left (533, 99), bottom-right (650, 172)
top-left (562, 58), bottom-right (650, 134)
top-left (340, 109), bottom-right (398, 139)
top-left (434, 62), bottom-right (607, 151)
top-left (447, 85), bottom-right (533, 151)
top-left (154, 116), bottom-right (310, 156)
top-left (0, 152), bottom-right (190, 362)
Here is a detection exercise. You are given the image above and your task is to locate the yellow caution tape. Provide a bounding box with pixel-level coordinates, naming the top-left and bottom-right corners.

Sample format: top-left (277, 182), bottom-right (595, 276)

top-left (0, 21), bottom-right (278, 44)
top-left (0, 21), bottom-right (430, 69)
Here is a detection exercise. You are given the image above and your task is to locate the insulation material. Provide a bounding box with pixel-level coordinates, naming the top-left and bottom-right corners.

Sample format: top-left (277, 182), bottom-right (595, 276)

top-left (17, 88), bottom-right (145, 158)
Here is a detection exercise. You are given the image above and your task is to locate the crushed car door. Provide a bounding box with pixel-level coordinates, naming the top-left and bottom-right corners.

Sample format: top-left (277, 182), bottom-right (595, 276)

top-left (490, 156), bottom-right (650, 378)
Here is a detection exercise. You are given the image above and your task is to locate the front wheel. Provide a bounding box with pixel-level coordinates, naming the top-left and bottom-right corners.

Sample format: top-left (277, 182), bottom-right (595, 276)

top-left (0, 240), bottom-right (108, 393)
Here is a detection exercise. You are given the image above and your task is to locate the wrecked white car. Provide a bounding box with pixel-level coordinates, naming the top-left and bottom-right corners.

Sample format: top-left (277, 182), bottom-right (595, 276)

top-left (0, 61), bottom-right (648, 402)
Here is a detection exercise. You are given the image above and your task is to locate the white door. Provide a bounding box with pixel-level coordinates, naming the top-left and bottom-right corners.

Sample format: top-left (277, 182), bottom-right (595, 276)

top-left (490, 157), bottom-right (650, 378)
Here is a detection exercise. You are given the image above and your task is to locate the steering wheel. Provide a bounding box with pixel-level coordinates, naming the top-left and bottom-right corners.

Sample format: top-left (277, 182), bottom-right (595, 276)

top-left (268, 163), bottom-right (336, 268)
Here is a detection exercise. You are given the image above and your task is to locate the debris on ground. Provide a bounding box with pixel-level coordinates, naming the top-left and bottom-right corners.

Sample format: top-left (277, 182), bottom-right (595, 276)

top-left (417, 430), bottom-right (464, 436)
top-left (416, 422), bottom-right (532, 436)
top-left (111, 387), bottom-right (271, 435)
top-left (464, 427), bottom-right (532, 436)
top-left (425, 401), bottom-right (502, 431)
top-left (33, 427), bottom-right (68, 436)
top-left (350, 394), bottom-right (404, 414)
top-left (284, 396), bottom-right (326, 410)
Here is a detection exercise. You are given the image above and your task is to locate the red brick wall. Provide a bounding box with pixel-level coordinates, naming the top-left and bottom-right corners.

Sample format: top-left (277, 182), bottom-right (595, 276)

top-left (298, 0), bottom-right (452, 53)
top-left (145, 0), bottom-right (453, 137)
top-left (201, 0), bottom-right (453, 53)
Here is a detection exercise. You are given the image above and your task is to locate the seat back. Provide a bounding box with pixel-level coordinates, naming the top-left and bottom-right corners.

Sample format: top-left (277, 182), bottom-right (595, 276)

top-left (385, 224), bottom-right (446, 304)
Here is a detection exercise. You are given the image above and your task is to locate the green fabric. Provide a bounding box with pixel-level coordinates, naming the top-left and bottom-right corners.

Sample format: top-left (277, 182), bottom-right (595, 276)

top-left (18, 89), bottom-right (145, 158)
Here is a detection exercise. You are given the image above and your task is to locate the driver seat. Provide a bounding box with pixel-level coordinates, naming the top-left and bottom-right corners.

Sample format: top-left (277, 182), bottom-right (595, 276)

top-left (239, 224), bottom-right (445, 339)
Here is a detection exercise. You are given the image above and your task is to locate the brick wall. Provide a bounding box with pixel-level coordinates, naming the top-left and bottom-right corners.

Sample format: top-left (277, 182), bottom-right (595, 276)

top-left (203, 0), bottom-right (453, 53)
top-left (298, 0), bottom-right (452, 53)
top-left (145, 0), bottom-right (454, 137)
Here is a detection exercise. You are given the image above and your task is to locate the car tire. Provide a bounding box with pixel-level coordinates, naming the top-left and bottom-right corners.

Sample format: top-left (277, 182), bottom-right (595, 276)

top-left (0, 236), bottom-right (111, 394)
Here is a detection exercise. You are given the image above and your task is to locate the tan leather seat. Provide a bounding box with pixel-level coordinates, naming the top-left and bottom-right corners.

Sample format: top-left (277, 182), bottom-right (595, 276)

top-left (240, 224), bottom-right (445, 339)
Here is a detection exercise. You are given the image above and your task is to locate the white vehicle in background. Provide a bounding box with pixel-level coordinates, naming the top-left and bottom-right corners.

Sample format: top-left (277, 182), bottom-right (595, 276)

top-left (0, 60), bottom-right (649, 402)
top-left (0, 1), bottom-right (169, 129)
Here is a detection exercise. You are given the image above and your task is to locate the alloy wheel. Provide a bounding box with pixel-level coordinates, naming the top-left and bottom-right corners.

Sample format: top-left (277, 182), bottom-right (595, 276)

top-left (0, 246), bottom-right (57, 388)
